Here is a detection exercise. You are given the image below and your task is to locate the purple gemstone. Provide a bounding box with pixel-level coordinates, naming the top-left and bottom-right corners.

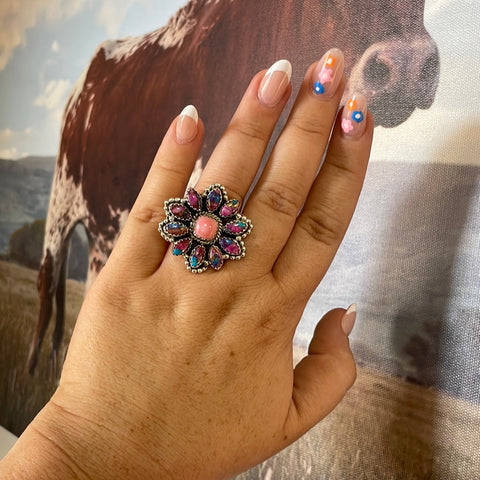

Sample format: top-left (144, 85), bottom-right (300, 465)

top-left (186, 188), bottom-right (201, 211)
top-left (208, 245), bottom-right (224, 270)
top-left (224, 221), bottom-right (248, 235)
top-left (206, 187), bottom-right (222, 212)
top-left (219, 237), bottom-right (242, 256)
top-left (169, 203), bottom-right (191, 221)
top-left (172, 238), bottom-right (191, 256)
top-left (189, 245), bottom-right (205, 268)
top-left (164, 222), bottom-right (188, 237)
top-left (219, 199), bottom-right (240, 218)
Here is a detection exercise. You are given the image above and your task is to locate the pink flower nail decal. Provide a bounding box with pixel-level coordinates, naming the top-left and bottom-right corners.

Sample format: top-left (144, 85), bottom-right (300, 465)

top-left (341, 118), bottom-right (354, 133)
top-left (313, 49), bottom-right (343, 97)
top-left (318, 66), bottom-right (334, 84)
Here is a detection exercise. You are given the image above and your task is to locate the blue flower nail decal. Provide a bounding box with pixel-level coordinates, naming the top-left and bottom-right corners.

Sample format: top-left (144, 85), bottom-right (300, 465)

top-left (352, 111), bottom-right (364, 123)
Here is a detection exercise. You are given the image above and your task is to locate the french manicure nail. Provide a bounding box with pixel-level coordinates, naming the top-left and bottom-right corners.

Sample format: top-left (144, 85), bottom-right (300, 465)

top-left (341, 94), bottom-right (367, 138)
top-left (258, 59), bottom-right (292, 108)
top-left (312, 48), bottom-right (344, 97)
top-left (341, 303), bottom-right (356, 336)
top-left (176, 105), bottom-right (198, 144)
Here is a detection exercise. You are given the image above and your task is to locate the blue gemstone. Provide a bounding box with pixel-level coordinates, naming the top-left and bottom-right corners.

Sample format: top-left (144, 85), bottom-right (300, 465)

top-left (314, 82), bottom-right (324, 94)
top-left (164, 222), bottom-right (188, 237)
top-left (352, 111), bottom-right (364, 123)
top-left (209, 245), bottom-right (224, 270)
top-left (189, 245), bottom-right (205, 268)
top-left (207, 187), bottom-right (222, 212)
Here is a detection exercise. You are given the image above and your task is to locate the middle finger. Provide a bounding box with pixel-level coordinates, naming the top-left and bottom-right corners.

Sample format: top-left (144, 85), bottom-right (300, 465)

top-left (193, 59), bottom-right (293, 202)
top-left (245, 48), bottom-right (345, 268)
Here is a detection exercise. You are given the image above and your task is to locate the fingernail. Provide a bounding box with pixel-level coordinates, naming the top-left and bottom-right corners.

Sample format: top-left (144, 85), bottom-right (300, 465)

top-left (341, 94), bottom-right (367, 138)
top-left (258, 59), bottom-right (292, 107)
top-left (312, 48), bottom-right (344, 97)
top-left (176, 105), bottom-right (198, 144)
top-left (341, 303), bottom-right (356, 336)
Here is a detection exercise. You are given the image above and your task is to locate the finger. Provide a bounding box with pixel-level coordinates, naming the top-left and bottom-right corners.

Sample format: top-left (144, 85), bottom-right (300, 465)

top-left (273, 97), bottom-right (373, 301)
top-left (194, 59), bottom-right (292, 203)
top-left (283, 306), bottom-right (357, 441)
top-left (244, 49), bottom-right (345, 269)
top-left (110, 106), bottom-right (204, 278)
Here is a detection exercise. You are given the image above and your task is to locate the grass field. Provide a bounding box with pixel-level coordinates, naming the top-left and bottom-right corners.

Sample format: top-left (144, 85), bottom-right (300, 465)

top-left (0, 260), bottom-right (83, 435)
top-left (1, 260), bottom-right (479, 479)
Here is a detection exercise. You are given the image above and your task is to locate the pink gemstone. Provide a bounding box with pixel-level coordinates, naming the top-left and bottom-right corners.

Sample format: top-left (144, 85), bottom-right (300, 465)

top-left (186, 188), bottom-right (201, 210)
top-left (172, 238), bottom-right (191, 256)
top-left (194, 216), bottom-right (218, 241)
top-left (225, 221), bottom-right (247, 235)
top-left (169, 203), bottom-right (191, 220)
top-left (219, 237), bottom-right (242, 256)
top-left (219, 199), bottom-right (240, 218)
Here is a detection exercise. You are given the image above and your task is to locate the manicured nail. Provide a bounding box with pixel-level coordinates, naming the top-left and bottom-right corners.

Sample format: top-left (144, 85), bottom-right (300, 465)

top-left (341, 94), bottom-right (367, 138)
top-left (258, 59), bottom-right (292, 107)
top-left (176, 105), bottom-right (198, 144)
top-left (312, 48), bottom-right (344, 97)
top-left (341, 304), bottom-right (356, 336)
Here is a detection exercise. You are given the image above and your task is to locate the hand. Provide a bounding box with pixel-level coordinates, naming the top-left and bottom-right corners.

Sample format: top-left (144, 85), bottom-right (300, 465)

top-left (1, 50), bottom-right (373, 479)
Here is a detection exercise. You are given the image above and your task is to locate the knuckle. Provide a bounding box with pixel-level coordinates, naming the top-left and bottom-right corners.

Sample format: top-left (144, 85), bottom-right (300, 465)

top-left (257, 180), bottom-right (303, 219)
top-left (130, 205), bottom-right (165, 224)
top-left (322, 351), bottom-right (357, 389)
top-left (289, 114), bottom-right (331, 142)
top-left (155, 155), bottom-right (193, 180)
top-left (324, 159), bottom-right (358, 181)
top-left (299, 206), bottom-right (345, 247)
top-left (227, 118), bottom-right (270, 144)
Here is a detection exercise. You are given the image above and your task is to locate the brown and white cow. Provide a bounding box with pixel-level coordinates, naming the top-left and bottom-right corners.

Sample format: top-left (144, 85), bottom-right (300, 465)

top-left (28, 0), bottom-right (439, 372)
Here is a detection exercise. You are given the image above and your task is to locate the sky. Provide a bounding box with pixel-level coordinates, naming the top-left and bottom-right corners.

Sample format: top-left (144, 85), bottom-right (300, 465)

top-left (0, 0), bottom-right (187, 159)
top-left (0, 0), bottom-right (479, 165)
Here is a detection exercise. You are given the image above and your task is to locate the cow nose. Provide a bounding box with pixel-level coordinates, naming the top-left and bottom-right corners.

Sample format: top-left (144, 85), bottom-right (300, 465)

top-left (348, 35), bottom-right (440, 127)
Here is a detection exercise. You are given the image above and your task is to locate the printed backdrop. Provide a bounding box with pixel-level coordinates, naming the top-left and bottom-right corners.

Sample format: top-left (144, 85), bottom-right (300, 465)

top-left (0, 1), bottom-right (479, 478)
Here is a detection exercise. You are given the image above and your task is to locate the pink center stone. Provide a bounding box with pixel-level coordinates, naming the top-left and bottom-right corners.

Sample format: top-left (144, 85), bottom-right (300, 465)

top-left (194, 216), bottom-right (218, 241)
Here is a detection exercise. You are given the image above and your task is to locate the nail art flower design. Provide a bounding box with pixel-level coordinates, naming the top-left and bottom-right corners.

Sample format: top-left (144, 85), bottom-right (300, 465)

top-left (314, 54), bottom-right (336, 95)
top-left (352, 111), bottom-right (364, 123)
top-left (159, 184), bottom-right (252, 273)
top-left (341, 118), bottom-right (354, 133)
top-left (342, 96), bottom-right (366, 134)
top-left (318, 66), bottom-right (333, 84)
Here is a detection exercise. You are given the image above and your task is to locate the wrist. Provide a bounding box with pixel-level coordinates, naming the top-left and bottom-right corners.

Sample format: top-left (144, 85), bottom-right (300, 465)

top-left (0, 398), bottom-right (175, 480)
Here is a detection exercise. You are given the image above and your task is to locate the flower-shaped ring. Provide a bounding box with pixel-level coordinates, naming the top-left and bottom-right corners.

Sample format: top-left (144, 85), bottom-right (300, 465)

top-left (158, 184), bottom-right (253, 273)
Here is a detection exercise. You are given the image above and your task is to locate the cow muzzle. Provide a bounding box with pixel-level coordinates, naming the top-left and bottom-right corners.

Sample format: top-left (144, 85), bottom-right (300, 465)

top-left (347, 35), bottom-right (440, 128)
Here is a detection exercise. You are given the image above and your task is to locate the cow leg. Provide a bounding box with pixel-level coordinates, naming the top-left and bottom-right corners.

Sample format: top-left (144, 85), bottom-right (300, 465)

top-left (27, 250), bottom-right (55, 374)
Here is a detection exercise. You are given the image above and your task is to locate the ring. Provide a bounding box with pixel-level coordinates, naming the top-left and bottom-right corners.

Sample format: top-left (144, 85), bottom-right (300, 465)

top-left (158, 184), bottom-right (253, 273)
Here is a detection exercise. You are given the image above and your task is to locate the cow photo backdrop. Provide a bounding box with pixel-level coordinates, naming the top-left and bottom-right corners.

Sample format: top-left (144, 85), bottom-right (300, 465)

top-left (0, 0), bottom-right (479, 478)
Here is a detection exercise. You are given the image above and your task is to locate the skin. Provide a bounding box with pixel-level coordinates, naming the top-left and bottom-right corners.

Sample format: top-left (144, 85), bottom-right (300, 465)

top-left (0, 54), bottom-right (373, 479)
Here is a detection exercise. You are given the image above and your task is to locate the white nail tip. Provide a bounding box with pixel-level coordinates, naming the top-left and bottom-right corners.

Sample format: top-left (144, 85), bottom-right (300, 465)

top-left (266, 59), bottom-right (292, 81)
top-left (346, 303), bottom-right (357, 315)
top-left (180, 105), bottom-right (198, 123)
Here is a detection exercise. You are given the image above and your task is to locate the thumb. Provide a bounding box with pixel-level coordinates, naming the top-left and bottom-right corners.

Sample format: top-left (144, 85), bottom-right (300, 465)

top-left (284, 305), bottom-right (357, 440)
